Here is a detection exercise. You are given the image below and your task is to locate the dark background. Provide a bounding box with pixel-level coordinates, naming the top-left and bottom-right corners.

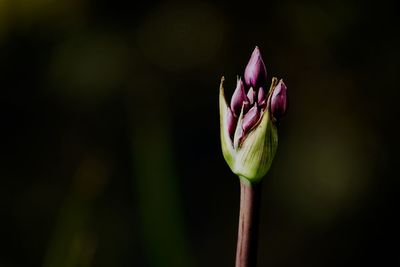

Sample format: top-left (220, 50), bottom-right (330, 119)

top-left (1, 0), bottom-right (399, 266)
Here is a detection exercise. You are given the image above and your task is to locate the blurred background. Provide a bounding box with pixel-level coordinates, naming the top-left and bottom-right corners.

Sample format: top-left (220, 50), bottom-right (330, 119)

top-left (1, 0), bottom-right (399, 266)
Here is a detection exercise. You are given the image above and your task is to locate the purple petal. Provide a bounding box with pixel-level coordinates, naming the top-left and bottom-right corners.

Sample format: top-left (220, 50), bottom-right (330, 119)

top-left (247, 87), bottom-right (255, 105)
top-left (230, 78), bottom-right (248, 116)
top-left (257, 87), bottom-right (266, 107)
top-left (244, 46), bottom-right (267, 89)
top-left (270, 79), bottom-right (288, 122)
top-left (226, 107), bottom-right (237, 138)
top-left (242, 104), bottom-right (260, 133)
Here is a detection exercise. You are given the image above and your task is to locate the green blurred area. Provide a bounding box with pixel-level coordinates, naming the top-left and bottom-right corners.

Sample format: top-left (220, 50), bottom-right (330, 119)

top-left (1, 0), bottom-right (398, 266)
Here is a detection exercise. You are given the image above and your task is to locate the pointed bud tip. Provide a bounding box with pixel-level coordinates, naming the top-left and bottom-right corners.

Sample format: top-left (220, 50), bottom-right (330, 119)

top-left (252, 46), bottom-right (261, 56)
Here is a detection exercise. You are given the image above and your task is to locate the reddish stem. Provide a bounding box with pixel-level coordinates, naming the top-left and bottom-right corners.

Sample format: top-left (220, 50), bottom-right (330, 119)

top-left (235, 178), bottom-right (262, 267)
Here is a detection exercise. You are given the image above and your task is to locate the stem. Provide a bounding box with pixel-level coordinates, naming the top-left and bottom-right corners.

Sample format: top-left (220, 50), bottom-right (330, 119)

top-left (235, 178), bottom-right (262, 267)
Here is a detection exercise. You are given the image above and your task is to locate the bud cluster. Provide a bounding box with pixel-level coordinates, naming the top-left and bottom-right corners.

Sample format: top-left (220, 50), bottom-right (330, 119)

top-left (219, 46), bottom-right (287, 182)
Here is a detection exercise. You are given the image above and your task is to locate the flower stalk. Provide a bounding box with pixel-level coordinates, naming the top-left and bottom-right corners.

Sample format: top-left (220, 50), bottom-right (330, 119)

top-left (235, 178), bottom-right (262, 267)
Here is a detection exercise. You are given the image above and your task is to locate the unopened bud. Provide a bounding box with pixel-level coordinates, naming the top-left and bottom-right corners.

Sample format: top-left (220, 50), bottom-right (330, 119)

top-left (230, 78), bottom-right (248, 116)
top-left (219, 47), bottom-right (287, 183)
top-left (244, 46), bottom-right (267, 89)
top-left (269, 79), bottom-right (287, 122)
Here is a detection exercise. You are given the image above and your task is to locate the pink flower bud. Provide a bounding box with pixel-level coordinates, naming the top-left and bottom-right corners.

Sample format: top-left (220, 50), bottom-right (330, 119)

top-left (242, 103), bottom-right (260, 133)
top-left (230, 78), bottom-right (248, 116)
top-left (227, 107), bottom-right (237, 138)
top-left (270, 79), bottom-right (287, 122)
top-left (244, 46), bottom-right (267, 89)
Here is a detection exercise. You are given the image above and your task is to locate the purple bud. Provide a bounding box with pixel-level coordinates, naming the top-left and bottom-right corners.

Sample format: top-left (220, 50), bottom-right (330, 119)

top-left (244, 46), bottom-right (267, 89)
top-left (230, 78), bottom-right (248, 116)
top-left (270, 79), bottom-right (288, 122)
top-left (247, 87), bottom-right (256, 105)
top-left (227, 107), bottom-right (237, 138)
top-left (257, 87), bottom-right (266, 107)
top-left (242, 104), bottom-right (260, 133)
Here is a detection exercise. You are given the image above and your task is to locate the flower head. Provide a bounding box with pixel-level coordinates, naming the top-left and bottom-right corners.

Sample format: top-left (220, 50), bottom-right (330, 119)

top-left (219, 47), bottom-right (287, 182)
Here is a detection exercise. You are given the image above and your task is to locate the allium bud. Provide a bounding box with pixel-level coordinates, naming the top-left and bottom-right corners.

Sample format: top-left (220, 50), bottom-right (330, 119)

top-left (244, 46), bottom-right (267, 89)
top-left (242, 103), bottom-right (260, 133)
top-left (269, 79), bottom-right (288, 122)
top-left (219, 47), bottom-right (287, 183)
top-left (230, 78), bottom-right (248, 116)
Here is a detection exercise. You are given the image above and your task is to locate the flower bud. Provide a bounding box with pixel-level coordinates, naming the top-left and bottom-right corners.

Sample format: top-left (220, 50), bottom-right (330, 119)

top-left (230, 78), bottom-right (248, 116)
top-left (242, 103), bottom-right (260, 133)
top-left (269, 79), bottom-right (287, 122)
top-left (219, 47), bottom-right (287, 183)
top-left (227, 107), bottom-right (237, 138)
top-left (244, 46), bottom-right (267, 89)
